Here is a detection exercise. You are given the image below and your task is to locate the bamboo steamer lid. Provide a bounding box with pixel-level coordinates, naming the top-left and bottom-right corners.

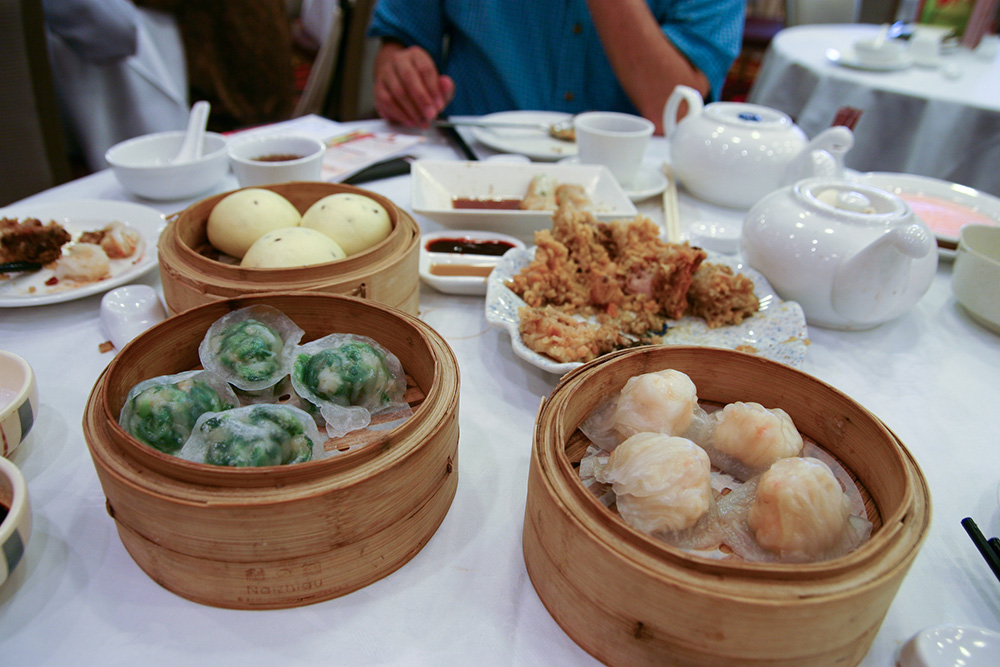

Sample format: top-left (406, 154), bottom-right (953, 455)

top-left (523, 346), bottom-right (931, 666)
top-left (158, 182), bottom-right (420, 316)
top-left (83, 292), bottom-right (459, 609)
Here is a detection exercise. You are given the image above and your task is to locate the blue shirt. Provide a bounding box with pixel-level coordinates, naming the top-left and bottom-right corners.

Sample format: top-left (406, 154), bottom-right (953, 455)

top-left (368, 0), bottom-right (744, 116)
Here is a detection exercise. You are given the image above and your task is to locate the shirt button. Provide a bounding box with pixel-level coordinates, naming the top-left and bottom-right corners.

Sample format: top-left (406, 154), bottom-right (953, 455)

top-left (564, 91), bottom-right (575, 102)
top-left (572, 22), bottom-right (583, 34)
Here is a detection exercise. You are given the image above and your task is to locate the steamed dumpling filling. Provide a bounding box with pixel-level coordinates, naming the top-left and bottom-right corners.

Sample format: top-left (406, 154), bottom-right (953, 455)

top-left (295, 340), bottom-right (399, 408)
top-left (181, 404), bottom-right (319, 467)
top-left (199, 305), bottom-right (304, 391)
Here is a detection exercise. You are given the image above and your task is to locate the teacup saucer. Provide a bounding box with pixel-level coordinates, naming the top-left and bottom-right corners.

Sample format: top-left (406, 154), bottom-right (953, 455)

top-left (558, 158), bottom-right (667, 202)
top-left (826, 48), bottom-right (913, 71)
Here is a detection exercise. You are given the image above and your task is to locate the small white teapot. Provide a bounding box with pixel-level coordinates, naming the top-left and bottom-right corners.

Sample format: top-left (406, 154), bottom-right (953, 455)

top-left (742, 178), bottom-right (938, 330)
top-left (664, 85), bottom-right (854, 209)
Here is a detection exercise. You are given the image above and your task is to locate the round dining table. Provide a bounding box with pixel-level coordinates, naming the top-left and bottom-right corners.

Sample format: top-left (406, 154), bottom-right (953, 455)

top-left (1, 117), bottom-right (999, 666)
top-left (749, 23), bottom-right (1000, 199)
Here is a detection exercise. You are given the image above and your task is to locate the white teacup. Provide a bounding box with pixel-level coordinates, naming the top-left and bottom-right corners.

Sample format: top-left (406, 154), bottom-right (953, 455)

top-left (574, 112), bottom-right (654, 187)
top-left (228, 134), bottom-right (326, 187)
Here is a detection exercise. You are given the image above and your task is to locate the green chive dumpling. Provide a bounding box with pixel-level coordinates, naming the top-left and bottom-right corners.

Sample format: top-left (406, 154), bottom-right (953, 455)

top-left (179, 403), bottom-right (323, 467)
top-left (198, 305), bottom-right (304, 391)
top-left (291, 333), bottom-right (408, 438)
top-left (118, 370), bottom-right (239, 454)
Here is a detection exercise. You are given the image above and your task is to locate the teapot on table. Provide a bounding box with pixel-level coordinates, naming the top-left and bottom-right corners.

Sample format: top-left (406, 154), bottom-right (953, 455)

top-left (742, 178), bottom-right (938, 330)
top-left (664, 85), bottom-right (854, 209)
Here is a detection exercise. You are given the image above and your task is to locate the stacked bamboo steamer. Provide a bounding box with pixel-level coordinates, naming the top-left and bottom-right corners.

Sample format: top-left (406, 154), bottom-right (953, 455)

top-left (158, 182), bottom-right (420, 315)
top-left (83, 292), bottom-right (460, 609)
top-left (523, 346), bottom-right (931, 667)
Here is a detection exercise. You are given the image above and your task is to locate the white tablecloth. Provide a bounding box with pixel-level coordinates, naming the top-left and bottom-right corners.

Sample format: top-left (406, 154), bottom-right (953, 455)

top-left (749, 23), bottom-right (1000, 198)
top-left (2, 119), bottom-right (999, 666)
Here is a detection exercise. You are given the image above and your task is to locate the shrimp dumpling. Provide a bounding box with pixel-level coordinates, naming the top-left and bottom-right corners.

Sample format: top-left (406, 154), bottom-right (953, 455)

top-left (748, 457), bottom-right (851, 560)
top-left (610, 369), bottom-right (701, 442)
top-left (709, 402), bottom-right (803, 473)
top-left (595, 433), bottom-right (712, 534)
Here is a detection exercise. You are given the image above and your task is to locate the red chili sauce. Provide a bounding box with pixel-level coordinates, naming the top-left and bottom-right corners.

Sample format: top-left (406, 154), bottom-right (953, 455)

top-left (425, 237), bottom-right (516, 256)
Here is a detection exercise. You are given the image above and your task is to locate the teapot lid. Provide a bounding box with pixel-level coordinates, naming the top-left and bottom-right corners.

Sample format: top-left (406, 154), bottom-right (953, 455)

top-left (795, 178), bottom-right (912, 224)
top-left (704, 102), bottom-right (796, 130)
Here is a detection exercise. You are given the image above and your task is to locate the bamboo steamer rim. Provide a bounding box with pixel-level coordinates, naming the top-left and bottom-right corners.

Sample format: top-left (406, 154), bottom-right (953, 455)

top-left (161, 181), bottom-right (415, 278)
top-left (534, 345), bottom-right (931, 585)
top-left (92, 291), bottom-right (459, 493)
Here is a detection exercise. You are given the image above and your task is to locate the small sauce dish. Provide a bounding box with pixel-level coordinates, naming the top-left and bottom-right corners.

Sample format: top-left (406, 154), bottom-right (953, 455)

top-left (0, 351), bottom-right (38, 458)
top-left (0, 455), bottom-right (31, 588)
top-left (897, 624), bottom-right (1000, 667)
top-left (419, 230), bottom-right (525, 295)
top-left (100, 284), bottom-right (168, 350)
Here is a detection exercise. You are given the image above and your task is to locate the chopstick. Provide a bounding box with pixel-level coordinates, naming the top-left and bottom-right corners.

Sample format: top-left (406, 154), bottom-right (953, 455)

top-left (961, 517), bottom-right (1000, 583)
top-left (662, 163), bottom-right (682, 244)
top-left (437, 116), bottom-right (479, 161)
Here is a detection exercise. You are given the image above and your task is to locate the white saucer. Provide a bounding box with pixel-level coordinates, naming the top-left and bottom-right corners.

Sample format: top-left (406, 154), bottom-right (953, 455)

top-left (826, 48), bottom-right (914, 71)
top-left (558, 158), bottom-right (667, 202)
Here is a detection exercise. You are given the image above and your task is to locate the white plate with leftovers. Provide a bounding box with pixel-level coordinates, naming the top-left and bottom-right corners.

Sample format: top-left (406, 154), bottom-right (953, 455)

top-left (0, 200), bottom-right (165, 307)
top-left (469, 111), bottom-right (578, 161)
top-left (419, 230), bottom-right (525, 296)
top-left (410, 160), bottom-right (637, 242)
top-left (486, 247), bottom-right (809, 375)
top-left (852, 172), bottom-right (1000, 250)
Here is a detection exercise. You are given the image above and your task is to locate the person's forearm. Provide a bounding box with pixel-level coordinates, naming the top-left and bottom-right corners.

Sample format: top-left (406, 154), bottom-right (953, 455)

top-left (586, 0), bottom-right (708, 133)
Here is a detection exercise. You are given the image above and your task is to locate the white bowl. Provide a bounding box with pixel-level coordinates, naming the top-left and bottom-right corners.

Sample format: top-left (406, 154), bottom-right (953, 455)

top-left (0, 351), bottom-right (38, 458)
top-left (898, 624), bottom-right (1000, 667)
top-left (227, 134), bottom-right (326, 188)
top-left (0, 454), bottom-right (31, 588)
top-left (953, 224), bottom-right (1000, 334)
top-left (106, 130), bottom-right (229, 201)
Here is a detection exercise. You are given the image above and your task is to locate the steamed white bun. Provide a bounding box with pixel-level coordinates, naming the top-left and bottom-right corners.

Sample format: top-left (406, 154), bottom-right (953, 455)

top-left (207, 188), bottom-right (302, 258)
top-left (300, 193), bottom-right (391, 255)
top-left (241, 226), bottom-right (346, 268)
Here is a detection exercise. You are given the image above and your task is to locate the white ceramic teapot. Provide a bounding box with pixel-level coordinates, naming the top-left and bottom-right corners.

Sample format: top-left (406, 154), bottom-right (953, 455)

top-left (742, 178), bottom-right (938, 330)
top-left (664, 85), bottom-right (854, 209)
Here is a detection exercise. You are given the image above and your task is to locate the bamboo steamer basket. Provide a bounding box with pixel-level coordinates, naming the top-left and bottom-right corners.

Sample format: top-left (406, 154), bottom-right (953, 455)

top-left (523, 346), bottom-right (930, 666)
top-left (83, 292), bottom-right (459, 609)
top-left (158, 182), bottom-right (420, 316)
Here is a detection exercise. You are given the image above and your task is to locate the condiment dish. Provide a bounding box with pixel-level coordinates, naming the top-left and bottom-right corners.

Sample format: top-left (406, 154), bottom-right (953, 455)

top-left (227, 134), bottom-right (325, 187)
top-left (419, 230), bottom-right (524, 295)
top-left (106, 130), bottom-right (229, 201)
top-left (897, 624), bottom-right (1000, 667)
top-left (0, 350), bottom-right (38, 458)
top-left (0, 455), bottom-right (30, 588)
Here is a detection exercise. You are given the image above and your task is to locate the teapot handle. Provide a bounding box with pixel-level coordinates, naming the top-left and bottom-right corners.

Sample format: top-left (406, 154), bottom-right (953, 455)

top-left (663, 85), bottom-right (704, 139)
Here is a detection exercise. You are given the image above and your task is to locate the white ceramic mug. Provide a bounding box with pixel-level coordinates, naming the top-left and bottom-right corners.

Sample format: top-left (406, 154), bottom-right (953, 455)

top-left (228, 134), bottom-right (326, 187)
top-left (574, 112), bottom-right (654, 187)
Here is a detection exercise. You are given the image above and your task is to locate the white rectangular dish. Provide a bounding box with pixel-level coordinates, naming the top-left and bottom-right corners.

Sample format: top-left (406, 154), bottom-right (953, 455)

top-left (410, 160), bottom-right (637, 241)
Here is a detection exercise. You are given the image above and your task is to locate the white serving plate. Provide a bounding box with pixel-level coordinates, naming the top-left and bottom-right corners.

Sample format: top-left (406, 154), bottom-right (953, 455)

top-left (410, 160), bottom-right (637, 242)
top-left (486, 247), bottom-right (809, 375)
top-left (419, 230), bottom-right (525, 296)
top-left (852, 172), bottom-right (1000, 249)
top-left (468, 110), bottom-right (577, 161)
top-left (0, 200), bottom-right (165, 307)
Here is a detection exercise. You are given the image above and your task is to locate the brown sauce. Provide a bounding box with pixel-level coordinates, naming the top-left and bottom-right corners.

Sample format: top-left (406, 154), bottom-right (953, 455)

top-left (453, 197), bottom-right (522, 210)
top-left (425, 237), bottom-right (515, 256)
top-left (0, 503), bottom-right (7, 525)
top-left (429, 263), bottom-right (495, 277)
top-left (253, 153), bottom-right (305, 162)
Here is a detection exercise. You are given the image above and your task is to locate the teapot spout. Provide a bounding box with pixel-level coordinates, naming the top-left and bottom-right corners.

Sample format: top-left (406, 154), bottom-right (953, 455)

top-left (831, 223), bottom-right (935, 325)
top-left (784, 126), bottom-right (854, 184)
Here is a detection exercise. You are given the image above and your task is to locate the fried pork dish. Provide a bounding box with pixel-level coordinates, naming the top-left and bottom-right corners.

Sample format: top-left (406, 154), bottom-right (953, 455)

top-left (506, 205), bottom-right (759, 363)
top-left (0, 217), bottom-right (72, 265)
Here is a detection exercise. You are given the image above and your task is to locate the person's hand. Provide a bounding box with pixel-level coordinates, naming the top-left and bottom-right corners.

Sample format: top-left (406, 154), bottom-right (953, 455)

top-left (374, 42), bottom-right (455, 128)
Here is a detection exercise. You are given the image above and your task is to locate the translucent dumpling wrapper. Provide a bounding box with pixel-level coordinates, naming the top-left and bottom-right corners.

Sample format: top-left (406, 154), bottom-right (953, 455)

top-left (290, 333), bottom-right (409, 439)
top-left (700, 401), bottom-right (804, 480)
top-left (198, 305), bottom-right (304, 392)
top-left (718, 453), bottom-right (872, 563)
top-left (179, 403), bottom-right (324, 467)
top-left (118, 370), bottom-right (239, 454)
top-left (580, 369), bottom-right (710, 452)
top-left (592, 433), bottom-right (719, 547)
